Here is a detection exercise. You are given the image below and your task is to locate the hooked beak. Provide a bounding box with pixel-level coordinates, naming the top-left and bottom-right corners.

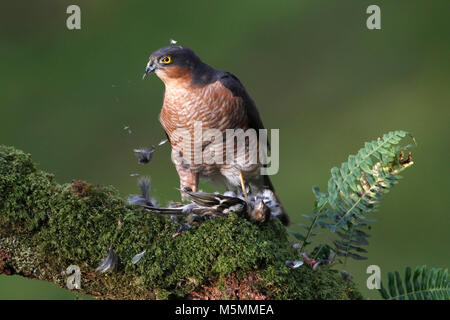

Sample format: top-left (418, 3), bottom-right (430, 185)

top-left (142, 61), bottom-right (156, 79)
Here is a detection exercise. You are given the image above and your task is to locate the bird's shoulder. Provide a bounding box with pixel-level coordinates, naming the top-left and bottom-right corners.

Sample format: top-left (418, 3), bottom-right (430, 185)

top-left (192, 67), bottom-right (247, 99)
top-left (214, 71), bottom-right (266, 132)
top-left (214, 71), bottom-right (247, 99)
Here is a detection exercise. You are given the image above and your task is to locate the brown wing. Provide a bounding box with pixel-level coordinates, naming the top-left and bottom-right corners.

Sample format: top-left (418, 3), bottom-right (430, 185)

top-left (217, 71), bottom-right (266, 134)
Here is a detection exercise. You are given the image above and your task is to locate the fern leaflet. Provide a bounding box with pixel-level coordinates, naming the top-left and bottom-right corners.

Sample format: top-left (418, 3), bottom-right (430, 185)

top-left (379, 265), bottom-right (449, 300)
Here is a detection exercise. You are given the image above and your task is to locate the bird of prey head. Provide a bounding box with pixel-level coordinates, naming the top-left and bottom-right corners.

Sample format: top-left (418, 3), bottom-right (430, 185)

top-left (143, 46), bottom-right (214, 86)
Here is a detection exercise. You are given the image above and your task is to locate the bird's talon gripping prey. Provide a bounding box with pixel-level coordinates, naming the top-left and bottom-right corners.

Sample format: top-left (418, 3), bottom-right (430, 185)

top-left (239, 172), bottom-right (249, 200)
top-left (143, 45), bottom-right (290, 226)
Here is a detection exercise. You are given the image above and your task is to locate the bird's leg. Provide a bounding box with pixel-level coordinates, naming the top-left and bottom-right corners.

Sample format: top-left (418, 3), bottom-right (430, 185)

top-left (189, 172), bottom-right (199, 192)
top-left (239, 172), bottom-right (249, 200)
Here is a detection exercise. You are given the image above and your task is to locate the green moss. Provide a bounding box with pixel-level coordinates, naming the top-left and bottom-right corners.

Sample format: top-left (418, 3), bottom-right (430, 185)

top-left (40, 183), bottom-right (160, 267)
top-left (259, 264), bottom-right (362, 299)
top-left (133, 215), bottom-right (292, 294)
top-left (0, 146), bottom-right (55, 231)
top-left (0, 145), bottom-right (362, 299)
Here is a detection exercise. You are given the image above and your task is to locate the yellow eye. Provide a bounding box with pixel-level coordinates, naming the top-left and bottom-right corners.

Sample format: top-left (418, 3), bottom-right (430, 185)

top-left (160, 56), bottom-right (172, 64)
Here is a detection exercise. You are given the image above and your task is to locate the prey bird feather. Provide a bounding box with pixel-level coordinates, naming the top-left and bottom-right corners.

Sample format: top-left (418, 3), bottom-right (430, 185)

top-left (96, 248), bottom-right (118, 273)
top-left (127, 177), bottom-right (158, 207)
top-left (134, 147), bottom-right (155, 164)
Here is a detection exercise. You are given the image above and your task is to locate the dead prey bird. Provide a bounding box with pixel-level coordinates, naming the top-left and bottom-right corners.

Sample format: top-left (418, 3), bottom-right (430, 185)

top-left (137, 188), bottom-right (275, 224)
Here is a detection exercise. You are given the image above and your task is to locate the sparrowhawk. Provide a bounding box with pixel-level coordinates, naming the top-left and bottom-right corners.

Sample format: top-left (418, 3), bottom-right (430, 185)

top-left (143, 45), bottom-right (289, 225)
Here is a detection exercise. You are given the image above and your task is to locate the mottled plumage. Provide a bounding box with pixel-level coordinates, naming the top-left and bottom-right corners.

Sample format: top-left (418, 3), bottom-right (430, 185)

top-left (144, 45), bottom-right (289, 225)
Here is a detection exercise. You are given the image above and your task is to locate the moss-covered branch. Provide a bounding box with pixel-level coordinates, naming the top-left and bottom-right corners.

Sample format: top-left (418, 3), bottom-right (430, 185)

top-left (0, 145), bottom-right (362, 300)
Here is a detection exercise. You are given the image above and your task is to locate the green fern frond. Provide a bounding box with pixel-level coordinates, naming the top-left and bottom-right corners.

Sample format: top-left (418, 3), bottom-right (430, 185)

top-left (327, 130), bottom-right (413, 230)
top-left (379, 265), bottom-right (449, 300)
top-left (295, 130), bottom-right (415, 259)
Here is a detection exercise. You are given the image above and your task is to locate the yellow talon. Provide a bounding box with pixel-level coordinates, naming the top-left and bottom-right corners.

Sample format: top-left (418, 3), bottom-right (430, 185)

top-left (239, 172), bottom-right (248, 200)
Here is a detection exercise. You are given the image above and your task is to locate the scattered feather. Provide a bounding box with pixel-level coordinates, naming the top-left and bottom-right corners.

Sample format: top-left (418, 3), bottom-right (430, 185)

top-left (134, 147), bottom-right (155, 164)
top-left (123, 126), bottom-right (132, 134)
top-left (312, 261), bottom-right (322, 271)
top-left (170, 214), bottom-right (191, 236)
top-left (285, 260), bottom-right (304, 269)
top-left (170, 39), bottom-right (177, 45)
top-left (138, 177), bottom-right (150, 199)
top-left (310, 249), bottom-right (337, 271)
top-left (328, 250), bottom-right (336, 263)
top-left (96, 248), bottom-right (118, 273)
top-left (301, 252), bottom-right (317, 268)
top-left (177, 222), bottom-right (191, 233)
top-left (130, 173), bottom-right (139, 177)
top-left (127, 195), bottom-right (147, 206)
top-left (341, 270), bottom-right (353, 281)
top-left (158, 139), bottom-right (168, 146)
top-left (292, 243), bottom-right (301, 249)
top-left (132, 250), bottom-right (146, 265)
top-left (127, 177), bottom-right (158, 207)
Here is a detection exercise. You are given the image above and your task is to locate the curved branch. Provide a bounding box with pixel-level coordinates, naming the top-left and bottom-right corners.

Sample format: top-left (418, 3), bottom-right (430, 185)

top-left (0, 145), bottom-right (362, 300)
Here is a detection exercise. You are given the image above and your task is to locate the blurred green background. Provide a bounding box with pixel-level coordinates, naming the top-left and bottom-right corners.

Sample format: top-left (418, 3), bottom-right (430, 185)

top-left (0, 0), bottom-right (449, 299)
